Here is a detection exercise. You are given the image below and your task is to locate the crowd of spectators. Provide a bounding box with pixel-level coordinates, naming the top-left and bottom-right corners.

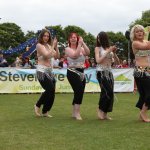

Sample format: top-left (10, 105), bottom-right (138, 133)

top-left (0, 48), bottom-right (134, 69)
top-left (0, 52), bottom-right (134, 69)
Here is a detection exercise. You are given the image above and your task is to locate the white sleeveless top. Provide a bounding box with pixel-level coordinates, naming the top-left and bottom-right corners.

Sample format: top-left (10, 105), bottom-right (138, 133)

top-left (99, 47), bottom-right (113, 59)
top-left (96, 47), bottom-right (113, 71)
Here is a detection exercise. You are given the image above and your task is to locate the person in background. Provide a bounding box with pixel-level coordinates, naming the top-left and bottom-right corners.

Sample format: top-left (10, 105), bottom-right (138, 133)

top-left (84, 56), bottom-right (91, 68)
top-left (34, 29), bottom-right (60, 117)
top-left (65, 32), bottom-right (90, 120)
top-left (52, 57), bottom-right (60, 68)
top-left (25, 45), bottom-right (30, 51)
top-left (130, 24), bottom-right (150, 122)
top-left (0, 53), bottom-right (8, 67)
top-left (90, 58), bottom-right (96, 68)
top-left (121, 59), bottom-right (129, 68)
top-left (95, 31), bottom-right (120, 120)
top-left (58, 55), bottom-right (68, 68)
top-left (63, 55), bottom-right (68, 68)
top-left (22, 57), bottom-right (35, 68)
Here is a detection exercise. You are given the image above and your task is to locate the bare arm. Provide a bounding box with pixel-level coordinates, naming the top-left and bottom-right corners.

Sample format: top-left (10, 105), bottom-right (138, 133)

top-left (79, 37), bottom-right (90, 56)
top-left (53, 38), bottom-right (60, 59)
top-left (113, 53), bottom-right (120, 65)
top-left (132, 40), bottom-right (150, 52)
top-left (112, 46), bottom-right (120, 65)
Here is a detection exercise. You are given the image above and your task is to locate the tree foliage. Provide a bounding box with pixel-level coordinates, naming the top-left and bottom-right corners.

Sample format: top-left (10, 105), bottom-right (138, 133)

top-left (84, 33), bottom-right (96, 58)
top-left (129, 9), bottom-right (150, 28)
top-left (0, 23), bottom-right (25, 49)
top-left (107, 32), bottom-right (128, 60)
top-left (0, 23), bottom-right (129, 60)
top-left (64, 25), bottom-right (86, 39)
top-left (25, 30), bottom-right (36, 40)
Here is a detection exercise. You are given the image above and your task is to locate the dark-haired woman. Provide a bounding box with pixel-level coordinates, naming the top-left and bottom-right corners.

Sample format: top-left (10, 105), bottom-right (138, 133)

top-left (95, 31), bottom-right (119, 120)
top-left (34, 29), bottom-right (60, 117)
top-left (65, 32), bottom-right (90, 120)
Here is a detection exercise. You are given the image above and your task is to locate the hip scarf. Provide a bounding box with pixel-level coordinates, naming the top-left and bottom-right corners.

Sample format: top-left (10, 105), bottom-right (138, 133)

top-left (68, 68), bottom-right (85, 81)
top-left (134, 66), bottom-right (150, 77)
top-left (36, 65), bottom-right (54, 80)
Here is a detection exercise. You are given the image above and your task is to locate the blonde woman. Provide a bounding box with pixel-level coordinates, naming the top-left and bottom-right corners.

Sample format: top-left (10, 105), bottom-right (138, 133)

top-left (130, 24), bottom-right (150, 122)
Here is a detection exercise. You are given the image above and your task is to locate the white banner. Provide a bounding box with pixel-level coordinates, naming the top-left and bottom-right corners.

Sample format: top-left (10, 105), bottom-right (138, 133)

top-left (0, 68), bottom-right (134, 93)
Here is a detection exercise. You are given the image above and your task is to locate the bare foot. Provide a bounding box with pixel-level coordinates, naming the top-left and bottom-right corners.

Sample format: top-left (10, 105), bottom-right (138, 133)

top-left (42, 112), bottom-right (53, 118)
top-left (74, 113), bottom-right (82, 120)
top-left (97, 108), bottom-right (105, 120)
top-left (140, 112), bottom-right (150, 123)
top-left (104, 113), bottom-right (112, 120)
top-left (34, 105), bottom-right (41, 117)
top-left (105, 115), bottom-right (112, 120)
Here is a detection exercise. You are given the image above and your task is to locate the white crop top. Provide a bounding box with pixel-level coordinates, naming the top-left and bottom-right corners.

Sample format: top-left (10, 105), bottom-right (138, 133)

top-left (99, 47), bottom-right (113, 59)
top-left (96, 47), bottom-right (113, 71)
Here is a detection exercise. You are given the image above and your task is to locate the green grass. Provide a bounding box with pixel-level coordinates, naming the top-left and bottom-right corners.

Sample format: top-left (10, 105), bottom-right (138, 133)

top-left (0, 93), bottom-right (150, 150)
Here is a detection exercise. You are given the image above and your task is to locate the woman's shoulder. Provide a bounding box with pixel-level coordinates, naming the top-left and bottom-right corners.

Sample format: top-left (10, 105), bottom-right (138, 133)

top-left (95, 46), bottom-right (100, 50)
top-left (36, 43), bottom-right (43, 49)
top-left (95, 47), bottom-right (101, 53)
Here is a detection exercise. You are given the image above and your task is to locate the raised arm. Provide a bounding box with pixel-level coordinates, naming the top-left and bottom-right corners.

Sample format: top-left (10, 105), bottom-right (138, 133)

top-left (132, 40), bottom-right (150, 51)
top-left (53, 38), bottom-right (60, 59)
top-left (79, 37), bottom-right (90, 56)
top-left (112, 46), bottom-right (120, 65)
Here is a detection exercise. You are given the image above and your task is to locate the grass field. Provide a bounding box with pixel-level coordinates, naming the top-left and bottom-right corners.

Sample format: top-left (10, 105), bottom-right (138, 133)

top-left (0, 93), bottom-right (150, 150)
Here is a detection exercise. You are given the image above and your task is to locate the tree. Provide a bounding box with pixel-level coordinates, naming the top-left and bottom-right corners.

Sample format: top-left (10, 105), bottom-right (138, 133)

top-left (0, 23), bottom-right (25, 50)
top-left (64, 25), bottom-right (87, 39)
top-left (129, 9), bottom-right (150, 28)
top-left (25, 30), bottom-right (36, 40)
top-left (107, 31), bottom-right (128, 61)
top-left (84, 33), bottom-right (96, 58)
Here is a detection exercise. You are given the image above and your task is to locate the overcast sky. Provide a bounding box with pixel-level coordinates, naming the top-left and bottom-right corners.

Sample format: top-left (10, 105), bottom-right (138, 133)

top-left (0, 0), bottom-right (149, 36)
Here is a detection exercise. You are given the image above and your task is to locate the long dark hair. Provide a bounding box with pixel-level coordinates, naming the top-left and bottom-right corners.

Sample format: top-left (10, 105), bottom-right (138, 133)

top-left (38, 29), bottom-right (52, 45)
top-left (96, 31), bottom-right (110, 49)
top-left (68, 32), bottom-right (79, 48)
